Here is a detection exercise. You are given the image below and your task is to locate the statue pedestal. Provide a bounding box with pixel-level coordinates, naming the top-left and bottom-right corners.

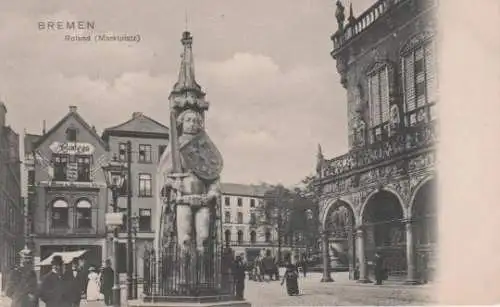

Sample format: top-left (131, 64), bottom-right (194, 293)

top-left (128, 299), bottom-right (251, 307)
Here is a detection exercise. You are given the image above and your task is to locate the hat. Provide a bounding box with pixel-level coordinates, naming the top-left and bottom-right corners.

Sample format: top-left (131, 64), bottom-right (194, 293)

top-left (51, 255), bottom-right (63, 266)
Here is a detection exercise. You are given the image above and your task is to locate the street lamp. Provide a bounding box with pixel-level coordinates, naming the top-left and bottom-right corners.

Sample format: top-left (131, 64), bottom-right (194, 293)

top-left (102, 156), bottom-right (127, 307)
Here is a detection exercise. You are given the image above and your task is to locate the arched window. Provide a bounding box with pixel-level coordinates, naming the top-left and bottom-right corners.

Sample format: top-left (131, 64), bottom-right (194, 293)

top-left (224, 230), bottom-right (231, 246)
top-left (76, 199), bottom-right (92, 229)
top-left (265, 230), bottom-right (271, 243)
top-left (237, 212), bottom-right (243, 224)
top-left (250, 231), bottom-right (256, 244)
top-left (52, 199), bottom-right (69, 228)
top-left (237, 230), bottom-right (243, 245)
top-left (401, 32), bottom-right (437, 127)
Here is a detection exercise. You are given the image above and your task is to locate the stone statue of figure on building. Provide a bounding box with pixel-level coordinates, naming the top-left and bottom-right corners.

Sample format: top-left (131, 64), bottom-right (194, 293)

top-left (335, 0), bottom-right (346, 32)
top-left (154, 30), bottom-right (224, 292)
top-left (389, 104), bottom-right (401, 136)
top-left (352, 84), bottom-right (367, 147)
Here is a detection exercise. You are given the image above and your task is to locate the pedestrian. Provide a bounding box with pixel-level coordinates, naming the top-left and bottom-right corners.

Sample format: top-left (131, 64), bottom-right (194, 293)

top-left (5, 247), bottom-right (39, 307)
top-left (301, 254), bottom-right (308, 278)
top-left (100, 259), bottom-right (114, 306)
top-left (39, 255), bottom-right (68, 307)
top-left (232, 255), bottom-right (246, 300)
top-left (86, 267), bottom-right (101, 301)
top-left (63, 257), bottom-right (85, 307)
top-left (374, 252), bottom-right (385, 285)
top-left (280, 261), bottom-right (299, 296)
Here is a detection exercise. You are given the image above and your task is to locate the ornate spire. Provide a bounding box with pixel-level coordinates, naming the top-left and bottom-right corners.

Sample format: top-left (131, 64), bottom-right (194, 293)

top-left (170, 31), bottom-right (209, 112)
top-left (348, 2), bottom-right (356, 25)
top-left (316, 144), bottom-right (325, 175)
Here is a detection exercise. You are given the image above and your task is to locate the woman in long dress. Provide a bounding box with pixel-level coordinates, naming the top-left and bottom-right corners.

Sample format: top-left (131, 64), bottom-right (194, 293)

top-left (86, 267), bottom-right (101, 301)
top-left (280, 262), bottom-right (299, 296)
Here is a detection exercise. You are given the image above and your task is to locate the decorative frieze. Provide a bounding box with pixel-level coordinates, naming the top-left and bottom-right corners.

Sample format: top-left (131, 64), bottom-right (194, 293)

top-left (408, 151), bottom-right (435, 172)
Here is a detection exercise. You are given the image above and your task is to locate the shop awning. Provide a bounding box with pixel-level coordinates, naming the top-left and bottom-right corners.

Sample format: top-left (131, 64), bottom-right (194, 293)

top-left (37, 250), bottom-right (88, 266)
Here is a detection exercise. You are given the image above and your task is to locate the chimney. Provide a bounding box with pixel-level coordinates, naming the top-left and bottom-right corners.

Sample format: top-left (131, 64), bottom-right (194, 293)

top-left (132, 112), bottom-right (143, 119)
top-left (42, 120), bottom-right (46, 135)
top-left (69, 105), bottom-right (77, 113)
top-left (0, 102), bottom-right (6, 128)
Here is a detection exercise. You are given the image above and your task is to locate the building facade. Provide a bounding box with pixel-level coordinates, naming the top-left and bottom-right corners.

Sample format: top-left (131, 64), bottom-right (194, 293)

top-left (0, 102), bottom-right (24, 288)
top-left (316, 0), bottom-right (437, 283)
top-left (101, 111), bottom-right (169, 277)
top-left (221, 183), bottom-right (304, 262)
top-left (29, 106), bottom-right (109, 268)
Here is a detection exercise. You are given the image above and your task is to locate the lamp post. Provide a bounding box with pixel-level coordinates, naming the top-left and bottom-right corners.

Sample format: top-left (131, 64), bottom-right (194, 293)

top-left (131, 214), bottom-right (139, 299)
top-left (102, 156), bottom-right (127, 307)
top-left (126, 140), bottom-right (134, 300)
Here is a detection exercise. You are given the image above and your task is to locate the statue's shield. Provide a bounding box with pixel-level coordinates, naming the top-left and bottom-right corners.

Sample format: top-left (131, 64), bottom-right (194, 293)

top-left (180, 131), bottom-right (223, 181)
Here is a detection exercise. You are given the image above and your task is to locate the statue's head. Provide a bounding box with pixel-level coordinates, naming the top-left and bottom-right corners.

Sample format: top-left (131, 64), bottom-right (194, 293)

top-left (177, 109), bottom-right (203, 135)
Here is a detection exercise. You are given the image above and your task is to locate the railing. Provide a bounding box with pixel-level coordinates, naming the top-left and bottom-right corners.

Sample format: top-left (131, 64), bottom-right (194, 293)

top-left (332, 0), bottom-right (407, 51)
top-left (322, 123), bottom-right (436, 178)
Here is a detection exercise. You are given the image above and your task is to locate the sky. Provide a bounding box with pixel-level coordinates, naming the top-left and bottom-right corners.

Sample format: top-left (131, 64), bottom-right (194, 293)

top-left (0, 0), bottom-right (374, 186)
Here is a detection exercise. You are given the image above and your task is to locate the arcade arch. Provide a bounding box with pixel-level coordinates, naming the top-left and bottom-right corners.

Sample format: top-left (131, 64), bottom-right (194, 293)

top-left (323, 200), bottom-right (356, 276)
top-left (411, 178), bottom-right (437, 282)
top-left (361, 190), bottom-right (406, 278)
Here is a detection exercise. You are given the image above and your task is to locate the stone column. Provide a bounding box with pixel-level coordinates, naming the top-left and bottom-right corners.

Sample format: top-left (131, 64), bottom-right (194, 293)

top-left (356, 227), bottom-right (371, 283)
top-left (405, 219), bottom-right (419, 284)
top-left (320, 231), bottom-right (333, 282)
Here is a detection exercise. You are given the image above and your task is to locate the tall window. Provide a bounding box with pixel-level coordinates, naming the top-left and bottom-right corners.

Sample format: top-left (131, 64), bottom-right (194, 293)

top-left (66, 128), bottom-right (77, 142)
top-left (138, 144), bottom-right (152, 163)
top-left (224, 197), bottom-right (230, 207)
top-left (53, 154), bottom-right (68, 181)
top-left (76, 199), bottom-right (92, 228)
top-left (119, 207), bottom-right (127, 232)
top-left (368, 64), bottom-right (390, 143)
top-left (139, 209), bottom-right (152, 231)
top-left (158, 145), bottom-right (167, 161)
top-left (28, 170), bottom-right (35, 186)
top-left (224, 211), bottom-right (231, 223)
top-left (237, 212), bottom-right (243, 224)
top-left (224, 230), bottom-right (231, 245)
top-left (237, 230), bottom-right (243, 245)
top-left (250, 231), bottom-right (256, 244)
top-left (118, 143), bottom-right (128, 161)
top-left (250, 213), bottom-right (257, 225)
top-left (403, 39), bottom-right (436, 126)
top-left (76, 156), bottom-right (91, 181)
top-left (237, 198), bottom-right (242, 207)
top-left (51, 199), bottom-right (69, 228)
top-left (138, 173), bottom-right (152, 197)
top-left (265, 230), bottom-right (271, 243)
top-left (250, 199), bottom-right (255, 208)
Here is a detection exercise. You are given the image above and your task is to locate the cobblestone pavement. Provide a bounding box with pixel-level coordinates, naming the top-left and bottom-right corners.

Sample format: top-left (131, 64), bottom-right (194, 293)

top-left (244, 272), bottom-right (436, 306)
top-left (0, 272), bottom-right (436, 307)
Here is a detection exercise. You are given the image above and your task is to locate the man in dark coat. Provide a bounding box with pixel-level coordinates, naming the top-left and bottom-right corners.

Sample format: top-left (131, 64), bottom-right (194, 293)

top-left (5, 247), bottom-right (38, 307)
top-left (63, 257), bottom-right (85, 307)
top-left (374, 252), bottom-right (385, 285)
top-left (100, 259), bottom-right (114, 306)
top-left (232, 255), bottom-right (246, 300)
top-left (39, 255), bottom-right (69, 307)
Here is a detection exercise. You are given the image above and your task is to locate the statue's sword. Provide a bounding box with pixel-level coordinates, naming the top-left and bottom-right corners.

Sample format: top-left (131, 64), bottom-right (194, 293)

top-left (168, 105), bottom-right (189, 200)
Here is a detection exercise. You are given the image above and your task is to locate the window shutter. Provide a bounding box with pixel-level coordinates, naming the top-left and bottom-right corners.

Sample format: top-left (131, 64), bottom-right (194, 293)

top-left (380, 68), bottom-right (390, 123)
top-left (369, 74), bottom-right (381, 127)
top-left (404, 54), bottom-right (416, 112)
top-left (425, 42), bottom-right (436, 104)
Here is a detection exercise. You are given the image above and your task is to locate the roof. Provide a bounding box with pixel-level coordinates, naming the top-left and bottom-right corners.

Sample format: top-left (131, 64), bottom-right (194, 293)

top-left (101, 112), bottom-right (169, 140)
top-left (24, 133), bottom-right (42, 154)
top-left (220, 183), bottom-right (270, 198)
top-left (32, 107), bottom-right (108, 150)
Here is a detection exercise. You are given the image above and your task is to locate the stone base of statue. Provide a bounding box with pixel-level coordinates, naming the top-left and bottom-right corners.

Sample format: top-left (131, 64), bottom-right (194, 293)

top-left (132, 246), bottom-right (251, 307)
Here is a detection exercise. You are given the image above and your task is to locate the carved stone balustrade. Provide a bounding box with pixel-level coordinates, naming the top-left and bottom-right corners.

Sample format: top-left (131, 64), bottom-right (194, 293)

top-left (322, 123), bottom-right (436, 179)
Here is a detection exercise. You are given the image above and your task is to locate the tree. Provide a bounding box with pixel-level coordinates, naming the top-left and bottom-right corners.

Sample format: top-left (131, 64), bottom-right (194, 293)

top-left (255, 181), bottom-right (318, 263)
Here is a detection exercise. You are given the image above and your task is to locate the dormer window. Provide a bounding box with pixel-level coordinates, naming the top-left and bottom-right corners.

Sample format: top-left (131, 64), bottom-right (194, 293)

top-left (66, 128), bottom-right (77, 142)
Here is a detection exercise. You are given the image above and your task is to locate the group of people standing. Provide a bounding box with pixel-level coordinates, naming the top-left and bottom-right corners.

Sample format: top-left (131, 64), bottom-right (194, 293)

top-left (4, 248), bottom-right (116, 307)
